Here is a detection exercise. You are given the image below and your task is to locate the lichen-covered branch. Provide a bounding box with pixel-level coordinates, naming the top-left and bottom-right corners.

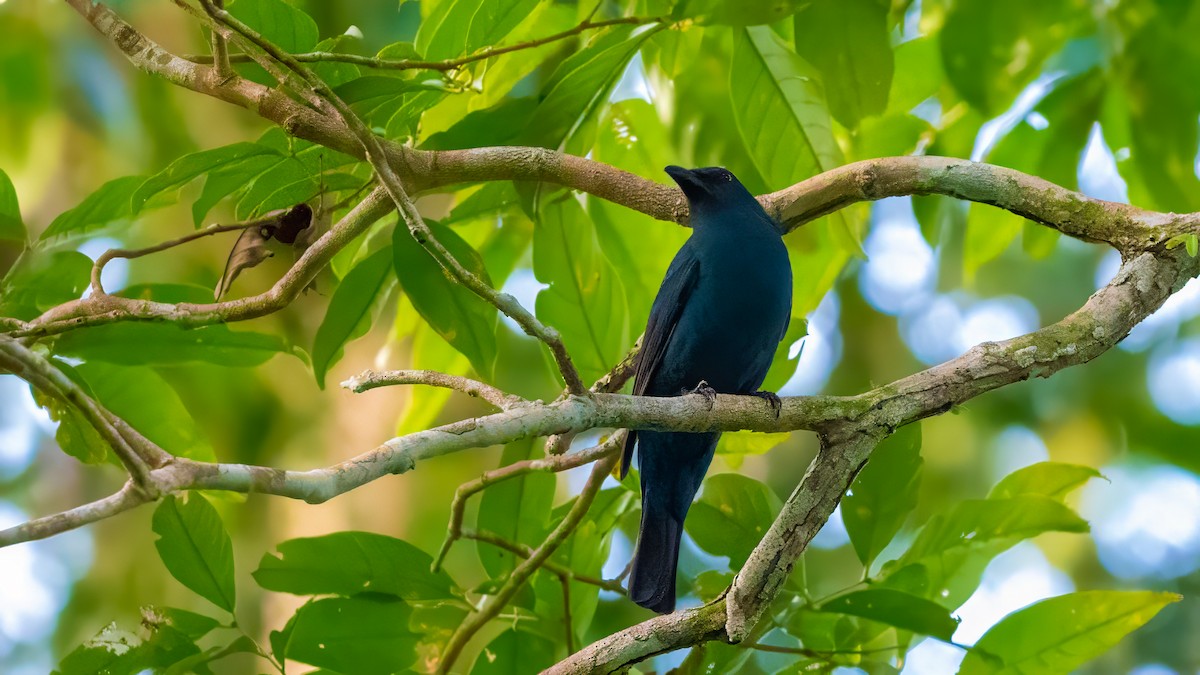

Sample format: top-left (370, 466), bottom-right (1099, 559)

top-left (341, 369), bottom-right (528, 410)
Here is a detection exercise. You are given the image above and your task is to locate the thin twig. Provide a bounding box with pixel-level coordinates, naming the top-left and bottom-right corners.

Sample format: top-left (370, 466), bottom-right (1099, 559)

top-left (0, 483), bottom-right (150, 546)
top-left (184, 15), bottom-right (667, 72)
top-left (439, 453), bottom-right (619, 673)
top-left (208, 0), bottom-right (230, 77)
top-left (463, 529), bottom-right (626, 595)
top-left (90, 216), bottom-right (279, 295)
top-left (342, 368), bottom-right (528, 410)
top-left (432, 432), bottom-right (623, 571)
top-left (545, 337), bottom-right (641, 454)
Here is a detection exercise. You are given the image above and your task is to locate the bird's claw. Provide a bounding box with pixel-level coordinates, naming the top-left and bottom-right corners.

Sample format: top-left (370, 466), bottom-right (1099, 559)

top-left (751, 390), bottom-right (782, 418)
top-left (685, 380), bottom-right (718, 410)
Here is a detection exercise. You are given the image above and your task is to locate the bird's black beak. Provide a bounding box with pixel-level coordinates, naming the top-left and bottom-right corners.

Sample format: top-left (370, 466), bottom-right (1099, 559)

top-left (665, 165), bottom-right (706, 200)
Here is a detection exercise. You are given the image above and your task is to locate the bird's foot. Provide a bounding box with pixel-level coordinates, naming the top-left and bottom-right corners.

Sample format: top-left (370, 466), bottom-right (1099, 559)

top-left (750, 390), bottom-right (783, 418)
top-left (685, 380), bottom-right (718, 410)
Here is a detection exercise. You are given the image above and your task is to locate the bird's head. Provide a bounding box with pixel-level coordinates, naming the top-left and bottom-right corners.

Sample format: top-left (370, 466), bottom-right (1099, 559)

top-left (664, 165), bottom-right (762, 217)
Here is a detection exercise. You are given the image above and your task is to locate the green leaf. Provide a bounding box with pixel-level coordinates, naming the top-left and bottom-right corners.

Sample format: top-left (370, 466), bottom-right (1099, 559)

top-left (533, 197), bottom-right (629, 384)
top-left (716, 431), bottom-right (790, 458)
top-left (940, 0), bottom-right (1085, 114)
top-left (731, 26), bottom-right (840, 189)
top-left (392, 218), bottom-right (498, 379)
top-left (887, 35), bottom-right (942, 114)
top-left (988, 462), bottom-right (1103, 502)
top-left (693, 570), bottom-right (735, 603)
top-left (0, 167), bottom-right (24, 241)
top-left (133, 143), bottom-right (279, 213)
top-left (843, 424), bottom-right (923, 567)
top-left (74, 362), bottom-right (216, 461)
top-left (253, 531), bottom-right (457, 601)
top-left (680, 0), bottom-right (806, 26)
top-left (958, 591), bottom-right (1179, 674)
top-left (685, 473), bottom-right (782, 568)
top-left (477, 439), bottom-right (555, 578)
top-left (793, 0), bottom-right (893, 128)
top-left (0, 250), bottom-right (91, 320)
top-left (817, 588), bottom-right (959, 642)
top-left (41, 176), bottom-right (144, 241)
top-left (312, 246), bottom-right (396, 388)
top-left (54, 622), bottom-right (201, 675)
top-left (228, 0), bottom-right (319, 53)
top-left (51, 284), bottom-right (294, 367)
top-left (152, 494), bottom-right (237, 613)
top-left (761, 316), bottom-right (808, 392)
top-left (889, 495), bottom-right (1089, 608)
top-left (29, 367), bottom-right (108, 464)
top-left (158, 607), bottom-right (223, 641)
top-left (191, 154), bottom-right (281, 226)
top-left (283, 596), bottom-right (420, 675)
top-left (415, 0), bottom-right (540, 60)
top-left (522, 25), bottom-right (658, 153)
top-left (470, 628), bottom-right (557, 674)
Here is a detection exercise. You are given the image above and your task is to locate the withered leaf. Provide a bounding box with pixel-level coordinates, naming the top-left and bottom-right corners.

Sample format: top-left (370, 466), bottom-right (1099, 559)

top-left (214, 225), bottom-right (274, 300)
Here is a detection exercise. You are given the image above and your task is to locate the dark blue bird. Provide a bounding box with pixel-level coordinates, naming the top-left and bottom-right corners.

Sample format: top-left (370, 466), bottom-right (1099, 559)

top-left (620, 165), bottom-right (792, 614)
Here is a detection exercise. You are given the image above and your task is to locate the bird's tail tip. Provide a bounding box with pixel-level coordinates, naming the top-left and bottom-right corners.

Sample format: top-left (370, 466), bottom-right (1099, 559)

top-left (628, 509), bottom-right (682, 614)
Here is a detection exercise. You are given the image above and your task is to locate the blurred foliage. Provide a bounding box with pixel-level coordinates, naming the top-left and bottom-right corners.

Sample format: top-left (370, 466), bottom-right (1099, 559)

top-left (1, 0), bottom-right (1200, 672)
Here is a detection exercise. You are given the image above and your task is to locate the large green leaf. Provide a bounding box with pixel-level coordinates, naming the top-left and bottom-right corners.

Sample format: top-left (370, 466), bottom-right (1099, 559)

top-left (886, 495), bottom-right (1088, 608)
top-left (281, 596), bottom-right (420, 675)
top-left (74, 362), bottom-right (216, 461)
top-left (679, 0), bottom-right (806, 26)
top-left (392, 218), bottom-right (498, 379)
top-left (228, 0), bottom-right (319, 53)
top-left (793, 0), bottom-right (893, 128)
top-left (470, 628), bottom-right (557, 674)
top-left (29, 362), bottom-right (108, 465)
top-left (685, 473), bottom-right (782, 568)
top-left (477, 439), bottom-right (555, 579)
top-left (988, 462), bottom-right (1103, 501)
top-left (958, 591), bottom-right (1179, 674)
top-left (41, 176), bottom-right (145, 241)
top-left (312, 246), bottom-right (396, 388)
top-left (415, 0), bottom-right (541, 60)
top-left (843, 424), bottom-right (923, 568)
top-left (152, 494), bottom-right (237, 613)
top-left (54, 622), bottom-right (201, 675)
top-left (533, 197), bottom-right (629, 384)
top-left (133, 143), bottom-right (280, 213)
top-left (0, 250), bottom-right (91, 320)
top-left (53, 285), bottom-right (294, 367)
top-left (589, 101), bottom-right (690, 324)
top-left (887, 35), bottom-right (942, 115)
top-left (522, 25), bottom-right (658, 154)
top-left (817, 588), bottom-right (959, 642)
top-left (0, 167), bottom-right (24, 241)
top-left (253, 531), bottom-right (457, 601)
top-left (731, 26), bottom-right (840, 189)
top-left (940, 0), bottom-right (1088, 114)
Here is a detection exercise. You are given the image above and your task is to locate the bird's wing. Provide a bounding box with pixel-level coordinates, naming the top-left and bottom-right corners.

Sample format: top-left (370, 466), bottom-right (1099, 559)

top-left (619, 247), bottom-right (701, 479)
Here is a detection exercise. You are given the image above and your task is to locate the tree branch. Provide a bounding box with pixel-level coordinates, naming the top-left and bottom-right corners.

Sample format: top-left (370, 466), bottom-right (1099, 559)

top-left (438, 452), bottom-right (619, 673)
top-left (432, 432), bottom-right (624, 571)
top-left (341, 368), bottom-right (528, 410)
top-left (185, 15), bottom-right (667, 72)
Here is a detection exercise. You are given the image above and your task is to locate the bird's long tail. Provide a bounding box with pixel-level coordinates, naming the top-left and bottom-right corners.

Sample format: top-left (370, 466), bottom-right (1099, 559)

top-left (628, 503), bottom-right (682, 614)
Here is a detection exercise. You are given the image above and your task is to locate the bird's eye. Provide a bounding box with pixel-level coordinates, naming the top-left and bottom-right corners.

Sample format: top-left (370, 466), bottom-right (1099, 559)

top-left (723, 172), bottom-right (732, 182)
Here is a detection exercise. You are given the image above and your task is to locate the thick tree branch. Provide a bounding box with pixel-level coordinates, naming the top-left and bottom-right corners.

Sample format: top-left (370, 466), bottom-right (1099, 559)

top-left (548, 248), bottom-right (1200, 672)
top-left (59, 0), bottom-right (1195, 259)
